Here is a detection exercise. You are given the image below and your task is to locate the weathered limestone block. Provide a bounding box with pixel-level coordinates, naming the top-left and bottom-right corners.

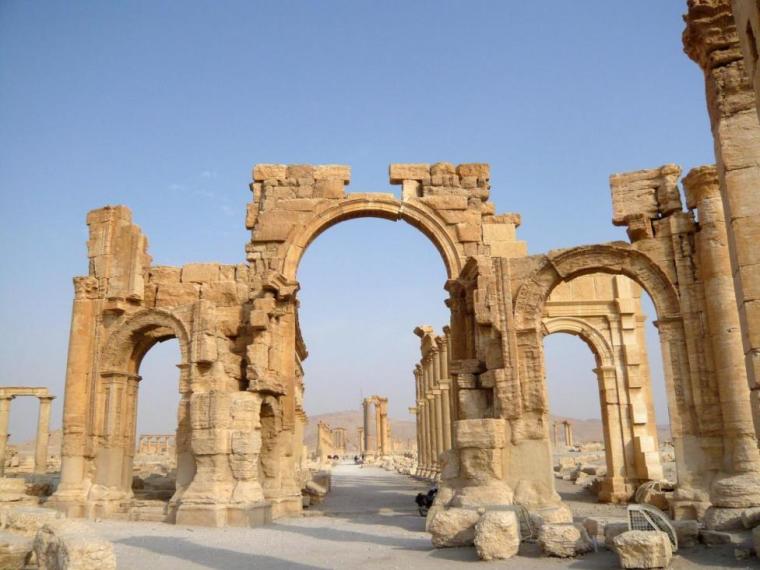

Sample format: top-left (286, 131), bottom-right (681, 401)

top-left (389, 163), bottom-right (430, 183)
top-left (0, 507), bottom-right (65, 536)
top-left (610, 164), bottom-right (682, 228)
top-left (703, 506), bottom-right (745, 530)
top-left (181, 263), bottom-right (221, 283)
top-left (613, 530), bottom-right (672, 569)
top-left (710, 472), bottom-right (760, 508)
top-left (529, 504), bottom-right (574, 527)
top-left (538, 523), bottom-right (593, 558)
top-left (449, 483), bottom-right (514, 509)
top-left (474, 510), bottom-right (520, 560)
top-left (454, 419), bottom-right (505, 449)
top-left (252, 164), bottom-right (287, 181)
top-left (34, 521), bottom-right (116, 570)
top-left (513, 479), bottom-right (563, 511)
top-left (428, 507), bottom-right (480, 547)
top-left (0, 530), bottom-right (32, 570)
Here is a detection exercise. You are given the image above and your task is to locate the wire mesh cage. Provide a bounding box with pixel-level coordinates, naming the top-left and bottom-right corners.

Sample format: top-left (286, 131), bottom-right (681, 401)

top-left (627, 504), bottom-right (678, 552)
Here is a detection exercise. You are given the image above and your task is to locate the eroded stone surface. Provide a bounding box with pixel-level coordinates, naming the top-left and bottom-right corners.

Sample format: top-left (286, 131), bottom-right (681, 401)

top-left (474, 510), bottom-right (520, 560)
top-left (613, 530), bottom-right (672, 569)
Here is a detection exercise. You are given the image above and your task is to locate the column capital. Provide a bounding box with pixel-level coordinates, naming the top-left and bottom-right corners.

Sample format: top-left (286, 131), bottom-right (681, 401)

top-left (683, 0), bottom-right (742, 71)
top-left (683, 164), bottom-right (720, 208)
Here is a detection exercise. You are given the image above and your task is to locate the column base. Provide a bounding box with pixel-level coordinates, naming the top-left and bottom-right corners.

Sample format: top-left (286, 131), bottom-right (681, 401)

top-left (175, 502), bottom-right (272, 528)
top-left (598, 476), bottom-right (636, 503)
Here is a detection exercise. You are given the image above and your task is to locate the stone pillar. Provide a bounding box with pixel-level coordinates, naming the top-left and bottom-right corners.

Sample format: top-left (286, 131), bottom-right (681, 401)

top-left (437, 337), bottom-right (453, 451)
top-left (684, 166), bottom-right (760, 482)
top-left (0, 396), bottom-right (12, 477)
top-left (34, 396), bottom-right (54, 475)
top-left (358, 427), bottom-right (365, 454)
top-left (421, 401), bottom-right (431, 476)
top-left (685, 1), bottom-right (760, 426)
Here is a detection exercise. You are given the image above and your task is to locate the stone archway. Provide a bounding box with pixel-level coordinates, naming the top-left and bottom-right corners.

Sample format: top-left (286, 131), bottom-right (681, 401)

top-left (88, 309), bottom-right (193, 518)
top-left (542, 313), bottom-right (662, 503)
top-left (512, 244), bottom-right (707, 515)
top-left (244, 163), bottom-right (522, 516)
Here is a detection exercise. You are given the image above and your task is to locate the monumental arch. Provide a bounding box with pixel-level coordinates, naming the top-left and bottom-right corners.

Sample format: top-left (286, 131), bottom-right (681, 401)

top-left (52, 148), bottom-right (760, 532)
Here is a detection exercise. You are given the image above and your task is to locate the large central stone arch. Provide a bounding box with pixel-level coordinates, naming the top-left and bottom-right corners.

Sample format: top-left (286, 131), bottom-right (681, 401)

top-left (280, 193), bottom-right (465, 281)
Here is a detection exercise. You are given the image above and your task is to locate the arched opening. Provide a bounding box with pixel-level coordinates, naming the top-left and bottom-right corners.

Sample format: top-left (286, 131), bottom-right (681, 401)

top-left (259, 399), bottom-right (280, 498)
top-left (89, 310), bottom-right (193, 519)
top-left (295, 215), bottom-right (449, 491)
top-left (542, 275), bottom-right (671, 505)
top-left (131, 338), bottom-right (181, 507)
top-left (513, 244), bottom-right (702, 514)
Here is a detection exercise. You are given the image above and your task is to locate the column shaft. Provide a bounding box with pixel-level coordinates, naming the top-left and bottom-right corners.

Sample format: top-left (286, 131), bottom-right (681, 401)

top-left (34, 397), bottom-right (54, 474)
top-left (0, 397), bottom-right (12, 477)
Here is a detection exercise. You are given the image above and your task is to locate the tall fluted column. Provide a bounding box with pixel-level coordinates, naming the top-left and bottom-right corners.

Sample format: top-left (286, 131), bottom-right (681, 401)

top-left (437, 337), bottom-right (453, 451)
top-left (414, 367), bottom-right (423, 474)
top-left (684, 166), bottom-right (760, 475)
top-left (424, 355), bottom-right (438, 474)
top-left (685, 2), bottom-right (760, 422)
top-left (34, 396), bottom-right (54, 475)
top-left (0, 396), bottom-right (12, 477)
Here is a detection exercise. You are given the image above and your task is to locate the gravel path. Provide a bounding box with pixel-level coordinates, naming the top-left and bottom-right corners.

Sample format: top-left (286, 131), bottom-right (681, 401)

top-left (89, 465), bottom-right (754, 569)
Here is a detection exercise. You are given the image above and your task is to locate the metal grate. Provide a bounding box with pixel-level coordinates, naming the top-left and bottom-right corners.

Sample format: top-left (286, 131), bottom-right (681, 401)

top-left (627, 504), bottom-right (678, 552)
top-left (513, 504), bottom-right (536, 542)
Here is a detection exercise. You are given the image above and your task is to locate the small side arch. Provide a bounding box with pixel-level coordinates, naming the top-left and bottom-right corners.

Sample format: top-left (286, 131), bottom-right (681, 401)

top-left (100, 308), bottom-right (192, 375)
top-left (514, 244), bottom-right (680, 331)
top-left (542, 316), bottom-right (615, 369)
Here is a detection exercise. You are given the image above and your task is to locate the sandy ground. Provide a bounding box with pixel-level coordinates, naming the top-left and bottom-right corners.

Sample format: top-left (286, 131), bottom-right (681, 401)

top-left (88, 465), bottom-right (756, 569)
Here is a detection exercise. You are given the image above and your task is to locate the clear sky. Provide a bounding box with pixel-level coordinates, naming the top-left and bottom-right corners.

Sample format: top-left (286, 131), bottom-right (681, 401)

top-left (0, 1), bottom-right (714, 442)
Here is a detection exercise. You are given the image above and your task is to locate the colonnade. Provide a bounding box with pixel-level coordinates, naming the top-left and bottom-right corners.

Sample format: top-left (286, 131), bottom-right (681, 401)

top-left (332, 427), bottom-right (347, 454)
top-left (0, 387), bottom-right (54, 476)
top-left (552, 421), bottom-right (574, 448)
top-left (137, 434), bottom-right (176, 455)
top-left (362, 396), bottom-right (390, 457)
top-left (412, 326), bottom-right (453, 480)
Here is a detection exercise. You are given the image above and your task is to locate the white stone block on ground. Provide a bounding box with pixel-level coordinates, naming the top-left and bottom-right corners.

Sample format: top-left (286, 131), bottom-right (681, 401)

top-left (34, 520), bottom-right (116, 570)
top-left (538, 523), bottom-right (593, 558)
top-left (428, 507), bottom-right (480, 548)
top-left (613, 530), bottom-right (672, 569)
top-left (474, 510), bottom-right (520, 560)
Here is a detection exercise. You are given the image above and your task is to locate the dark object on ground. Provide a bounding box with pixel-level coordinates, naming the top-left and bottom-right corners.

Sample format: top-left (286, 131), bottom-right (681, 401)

top-left (415, 487), bottom-right (438, 516)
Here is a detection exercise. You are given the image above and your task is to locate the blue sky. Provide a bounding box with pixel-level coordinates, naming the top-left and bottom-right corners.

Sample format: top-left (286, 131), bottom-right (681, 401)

top-left (0, 1), bottom-right (713, 441)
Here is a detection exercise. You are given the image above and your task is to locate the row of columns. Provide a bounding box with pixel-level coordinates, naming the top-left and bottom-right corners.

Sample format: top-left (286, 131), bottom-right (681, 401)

top-left (332, 427), bottom-right (347, 453)
top-left (552, 421), bottom-right (574, 448)
top-left (362, 396), bottom-right (391, 457)
top-left (412, 326), bottom-right (453, 480)
top-left (0, 391), bottom-right (54, 477)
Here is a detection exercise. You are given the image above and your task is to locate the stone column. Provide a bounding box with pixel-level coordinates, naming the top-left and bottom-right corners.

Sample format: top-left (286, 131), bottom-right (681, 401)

top-left (685, 1), bottom-right (760, 425)
top-left (437, 337), bottom-right (453, 451)
top-left (0, 396), bottom-right (12, 477)
top-left (34, 396), bottom-right (54, 475)
top-left (413, 367), bottom-right (423, 474)
top-left (684, 166), bottom-right (760, 480)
